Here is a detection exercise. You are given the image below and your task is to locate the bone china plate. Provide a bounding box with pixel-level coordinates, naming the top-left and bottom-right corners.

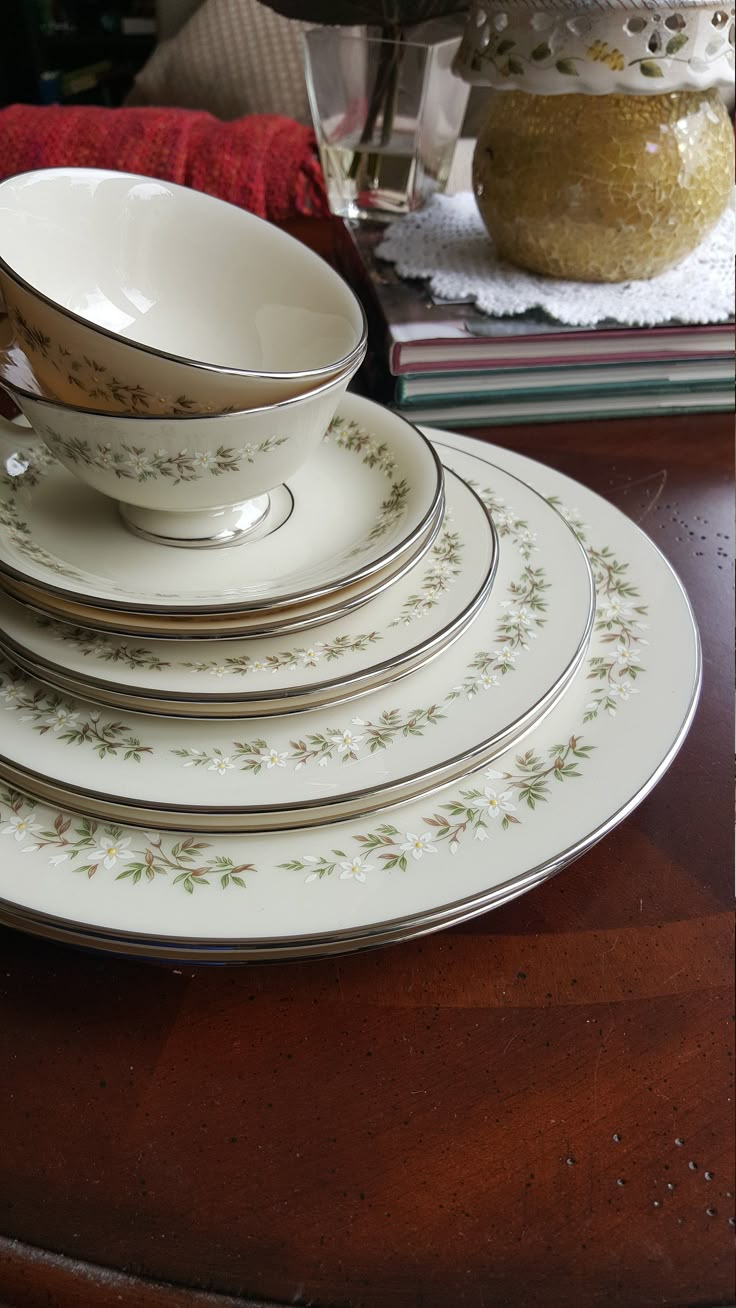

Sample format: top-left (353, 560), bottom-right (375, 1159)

top-left (0, 457), bottom-right (594, 830)
top-left (0, 471), bottom-right (496, 717)
top-left (0, 431), bottom-right (700, 960)
top-left (0, 396), bottom-right (442, 613)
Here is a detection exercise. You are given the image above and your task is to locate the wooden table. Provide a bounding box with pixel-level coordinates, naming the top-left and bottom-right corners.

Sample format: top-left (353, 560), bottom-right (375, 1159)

top-left (0, 222), bottom-right (732, 1308)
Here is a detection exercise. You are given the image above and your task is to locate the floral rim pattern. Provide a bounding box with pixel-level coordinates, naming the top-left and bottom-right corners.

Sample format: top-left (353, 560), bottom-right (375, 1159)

top-left (34, 429), bottom-right (289, 484)
top-left (0, 448), bottom-right (85, 582)
top-left (325, 416), bottom-right (411, 553)
top-left (9, 307), bottom-right (214, 415)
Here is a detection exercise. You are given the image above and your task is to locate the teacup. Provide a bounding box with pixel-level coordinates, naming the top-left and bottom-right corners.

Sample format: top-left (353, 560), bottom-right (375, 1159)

top-left (0, 349), bottom-right (364, 547)
top-left (0, 167), bottom-right (367, 415)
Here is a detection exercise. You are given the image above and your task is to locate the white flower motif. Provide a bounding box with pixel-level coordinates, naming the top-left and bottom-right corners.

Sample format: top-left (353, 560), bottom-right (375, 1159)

top-left (474, 825), bottom-right (489, 842)
top-left (265, 748), bottom-right (288, 769)
top-left (493, 509), bottom-right (515, 531)
top-left (614, 643), bottom-right (643, 671)
top-left (192, 450), bottom-right (217, 470)
top-left (250, 660), bottom-right (268, 673)
top-left (449, 840), bottom-right (460, 855)
top-left (207, 665), bottom-right (228, 678)
top-left (477, 671), bottom-right (500, 691)
top-left (507, 603), bottom-right (532, 626)
top-left (601, 596), bottom-right (633, 623)
top-left (1, 682), bottom-right (20, 705)
top-left (484, 768), bottom-right (506, 781)
top-left (89, 836), bottom-right (135, 871)
top-left (301, 646), bottom-right (323, 666)
top-left (242, 443), bottom-right (255, 461)
top-left (44, 704), bottom-right (79, 732)
top-left (400, 831), bottom-right (437, 860)
top-left (208, 755), bottom-right (235, 774)
top-left (565, 507), bottom-right (589, 534)
top-left (501, 601), bottom-right (533, 627)
top-left (478, 787), bottom-right (516, 820)
top-left (124, 451), bottom-right (155, 477)
top-left (1, 814), bottom-right (41, 842)
top-left (339, 855), bottom-right (372, 882)
top-left (493, 644), bottom-right (517, 664)
top-left (49, 852), bottom-right (69, 866)
top-left (610, 679), bottom-right (638, 703)
top-left (329, 728), bottom-right (364, 755)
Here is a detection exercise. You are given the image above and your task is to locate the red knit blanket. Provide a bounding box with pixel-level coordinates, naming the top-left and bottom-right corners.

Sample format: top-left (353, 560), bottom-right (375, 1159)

top-left (0, 104), bottom-right (329, 222)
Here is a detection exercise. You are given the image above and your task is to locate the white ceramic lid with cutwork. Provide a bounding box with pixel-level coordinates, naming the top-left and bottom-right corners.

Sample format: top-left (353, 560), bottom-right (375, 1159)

top-left (455, 0), bottom-right (735, 92)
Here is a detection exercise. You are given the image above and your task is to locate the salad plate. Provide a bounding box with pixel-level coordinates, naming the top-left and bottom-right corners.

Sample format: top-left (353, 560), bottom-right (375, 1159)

top-left (0, 471), bottom-right (497, 717)
top-left (0, 430), bottom-right (700, 961)
top-left (0, 397), bottom-right (442, 613)
top-left (0, 459), bottom-right (594, 830)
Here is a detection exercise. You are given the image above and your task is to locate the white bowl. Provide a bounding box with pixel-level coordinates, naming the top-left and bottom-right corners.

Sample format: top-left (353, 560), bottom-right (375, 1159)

top-left (0, 167), bottom-right (367, 415)
top-left (0, 349), bottom-right (363, 547)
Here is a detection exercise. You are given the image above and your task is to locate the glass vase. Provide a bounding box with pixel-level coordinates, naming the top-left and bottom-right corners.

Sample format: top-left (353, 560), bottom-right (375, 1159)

top-left (304, 28), bottom-right (470, 221)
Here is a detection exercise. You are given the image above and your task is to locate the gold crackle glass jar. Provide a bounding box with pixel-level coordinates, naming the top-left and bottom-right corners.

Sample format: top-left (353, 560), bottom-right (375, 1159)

top-left (473, 88), bottom-right (734, 281)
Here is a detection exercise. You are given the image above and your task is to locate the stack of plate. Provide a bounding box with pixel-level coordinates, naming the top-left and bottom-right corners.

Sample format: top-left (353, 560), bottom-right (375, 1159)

top-left (0, 398), bottom-right (700, 960)
top-left (0, 169), bottom-right (700, 961)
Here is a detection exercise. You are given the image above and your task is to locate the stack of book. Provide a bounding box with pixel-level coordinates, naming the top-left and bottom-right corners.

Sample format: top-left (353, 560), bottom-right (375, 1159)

top-left (343, 223), bottom-right (734, 427)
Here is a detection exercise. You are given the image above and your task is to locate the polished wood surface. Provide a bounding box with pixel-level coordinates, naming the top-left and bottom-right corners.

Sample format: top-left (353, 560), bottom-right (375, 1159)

top-left (0, 222), bottom-right (733, 1308)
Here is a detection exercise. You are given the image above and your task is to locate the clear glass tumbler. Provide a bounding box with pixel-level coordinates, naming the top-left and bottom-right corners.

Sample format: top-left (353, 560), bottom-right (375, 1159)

top-left (304, 28), bottom-right (470, 221)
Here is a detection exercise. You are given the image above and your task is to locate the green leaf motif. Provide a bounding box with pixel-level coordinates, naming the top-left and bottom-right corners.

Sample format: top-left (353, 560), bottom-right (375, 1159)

top-left (665, 33), bottom-right (688, 55)
top-left (639, 60), bottom-right (664, 77)
top-left (530, 42), bottom-right (551, 61)
top-left (496, 38), bottom-right (516, 55)
top-left (555, 59), bottom-right (579, 75)
top-left (507, 56), bottom-right (524, 75)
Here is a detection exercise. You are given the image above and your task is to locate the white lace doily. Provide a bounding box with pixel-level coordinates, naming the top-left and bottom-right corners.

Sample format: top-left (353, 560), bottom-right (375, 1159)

top-left (377, 192), bottom-right (736, 327)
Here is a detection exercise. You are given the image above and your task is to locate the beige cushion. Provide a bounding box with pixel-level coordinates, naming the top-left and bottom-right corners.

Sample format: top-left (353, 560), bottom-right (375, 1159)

top-left (130, 0), bottom-right (312, 123)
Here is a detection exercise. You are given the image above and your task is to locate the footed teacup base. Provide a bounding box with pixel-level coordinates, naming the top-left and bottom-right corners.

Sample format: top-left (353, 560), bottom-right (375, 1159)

top-left (119, 495), bottom-right (272, 549)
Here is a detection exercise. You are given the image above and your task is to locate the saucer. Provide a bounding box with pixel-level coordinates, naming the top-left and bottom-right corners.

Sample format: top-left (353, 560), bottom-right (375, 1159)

top-left (0, 395), bottom-right (443, 613)
top-left (0, 429), bottom-right (699, 961)
top-left (0, 459), bottom-right (594, 830)
top-left (0, 494), bottom-right (443, 638)
top-left (0, 470), bottom-right (497, 717)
